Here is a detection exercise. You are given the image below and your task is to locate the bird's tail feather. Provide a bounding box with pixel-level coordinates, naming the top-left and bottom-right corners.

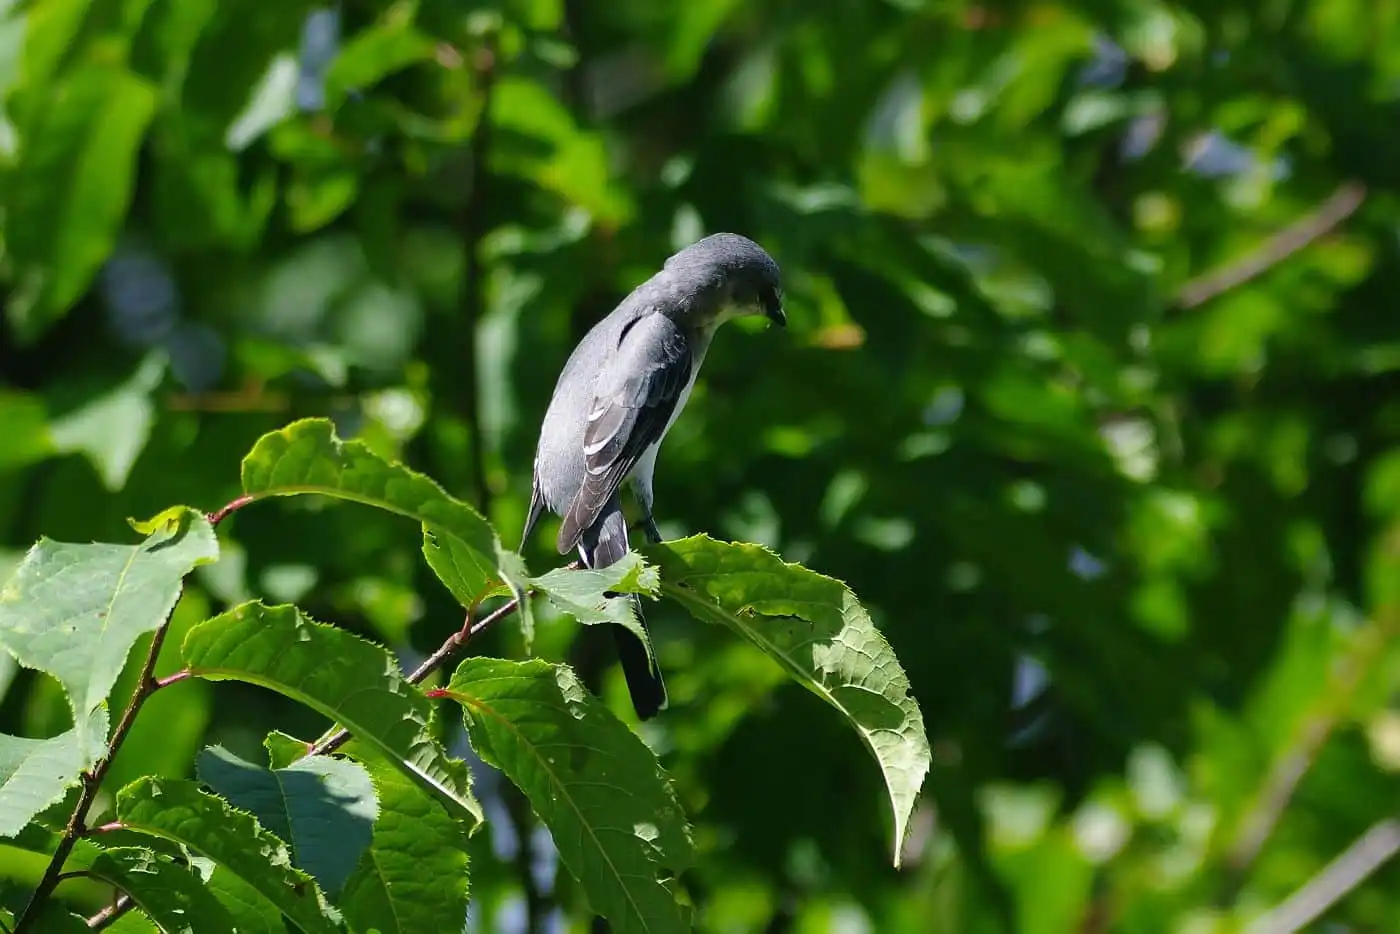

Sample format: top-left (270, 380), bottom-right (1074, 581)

top-left (578, 498), bottom-right (668, 720)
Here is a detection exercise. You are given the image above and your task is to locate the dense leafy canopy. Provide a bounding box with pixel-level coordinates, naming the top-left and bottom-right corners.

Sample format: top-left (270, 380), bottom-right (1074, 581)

top-left (4, 0), bottom-right (1400, 931)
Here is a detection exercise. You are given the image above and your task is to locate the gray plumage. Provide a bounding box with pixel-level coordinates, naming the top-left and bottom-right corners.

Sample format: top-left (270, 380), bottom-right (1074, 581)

top-left (520, 232), bottom-right (785, 719)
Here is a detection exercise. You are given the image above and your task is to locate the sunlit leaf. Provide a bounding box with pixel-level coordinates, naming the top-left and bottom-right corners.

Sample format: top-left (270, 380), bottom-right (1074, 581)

top-left (240, 418), bottom-right (512, 619)
top-left (84, 846), bottom-right (239, 934)
top-left (181, 601), bottom-right (481, 826)
top-left (337, 743), bottom-right (471, 934)
top-left (0, 708), bottom-right (107, 836)
top-left (440, 658), bottom-right (693, 934)
top-left (0, 507), bottom-right (217, 754)
top-left (3, 64), bottom-right (157, 341)
top-left (646, 535), bottom-right (930, 867)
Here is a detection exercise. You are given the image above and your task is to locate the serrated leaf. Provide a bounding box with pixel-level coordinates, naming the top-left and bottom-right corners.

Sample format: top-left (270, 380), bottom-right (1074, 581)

top-left (84, 846), bottom-right (238, 934)
top-left (3, 64), bottom-right (158, 341)
top-left (531, 551), bottom-right (660, 628)
top-left (240, 418), bottom-right (514, 622)
top-left (204, 867), bottom-right (287, 934)
top-left (181, 601), bottom-right (481, 826)
top-left (420, 526), bottom-right (511, 610)
top-left (0, 507), bottom-right (218, 755)
top-left (264, 730), bottom-right (311, 770)
top-left (645, 535), bottom-right (930, 868)
top-left (338, 743), bottom-right (470, 934)
top-left (116, 777), bottom-right (342, 934)
top-left (0, 708), bottom-right (107, 836)
top-left (441, 658), bottom-right (693, 934)
top-left (196, 745), bottom-right (376, 898)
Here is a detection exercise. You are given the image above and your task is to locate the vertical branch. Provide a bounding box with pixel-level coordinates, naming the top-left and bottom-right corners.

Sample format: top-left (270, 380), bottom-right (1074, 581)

top-left (505, 785), bottom-right (549, 934)
top-left (13, 606), bottom-right (183, 933)
top-left (459, 34), bottom-right (499, 516)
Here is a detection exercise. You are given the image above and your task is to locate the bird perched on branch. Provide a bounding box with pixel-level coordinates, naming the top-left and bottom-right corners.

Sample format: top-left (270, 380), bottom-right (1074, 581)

top-left (521, 233), bottom-right (786, 719)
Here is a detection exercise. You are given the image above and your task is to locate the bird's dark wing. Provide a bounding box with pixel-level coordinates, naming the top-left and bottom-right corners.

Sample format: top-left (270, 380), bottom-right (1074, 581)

top-left (556, 313), bottom-right (692, 553)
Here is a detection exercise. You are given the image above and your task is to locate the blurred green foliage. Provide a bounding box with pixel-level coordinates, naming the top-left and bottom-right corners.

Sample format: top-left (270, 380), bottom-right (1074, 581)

top-left (6, 0), bottom-right (1400, 930)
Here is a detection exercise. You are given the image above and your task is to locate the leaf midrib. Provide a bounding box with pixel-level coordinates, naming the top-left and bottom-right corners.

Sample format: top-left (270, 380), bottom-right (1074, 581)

top-left (451, 687), bottom-right (654, 932)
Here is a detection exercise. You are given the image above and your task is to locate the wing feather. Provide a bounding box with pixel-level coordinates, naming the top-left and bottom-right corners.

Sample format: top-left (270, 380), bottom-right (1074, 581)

top-left (556, 314), bottom-right (691, 553)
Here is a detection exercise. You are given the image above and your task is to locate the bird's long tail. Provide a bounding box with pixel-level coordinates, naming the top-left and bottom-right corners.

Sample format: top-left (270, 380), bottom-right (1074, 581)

top-left (578, 497), bottom-right (668, 720)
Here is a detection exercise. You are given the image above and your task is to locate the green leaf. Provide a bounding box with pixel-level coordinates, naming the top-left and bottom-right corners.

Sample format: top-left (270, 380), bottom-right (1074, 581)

top-left (0, 392), bottom-right (53, 472)
top-left (196, 745), bottom-right (377, 898)
top-left (263, 730), bottom-right (311, 770)
top-left (420, 525), bottom-right (510, 611)
top-left (530, 551), bottom-right (660, 626)
top-left (323, 20), bottom-right (436, 110)
top-left (240, 418), bottom-right (512, 617)
top-left (0, 708), bottom-right (107, 835)
top-left (0, 507), bottom-right (218, 754)
top-left (645, 535), bottom-right (930, 867)
top-left (490, 77), bottom-right (633, 223)
top-left (3, 64), bottom-right (157, 342)
top-left (48, 353), bottom-right (165, 491)
top-left (203, 867), bottom-right (287, 934)
top-left (116, 777), bottom-right (342, 934)
top-left (527, 553), bottom-right (661, 660)
top-left (440, 658), bottom-right (693, 934)
top-left (181, 601), bottom-right (481, 826)
top-left (84, 846), bottom-right (239, 934)
top-left (338, 744), bottom-right (470, 934)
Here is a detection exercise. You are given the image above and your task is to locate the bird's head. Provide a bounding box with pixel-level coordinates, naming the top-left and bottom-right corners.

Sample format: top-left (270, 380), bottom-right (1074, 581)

top-left (664, 232), bottom-right (785, 329)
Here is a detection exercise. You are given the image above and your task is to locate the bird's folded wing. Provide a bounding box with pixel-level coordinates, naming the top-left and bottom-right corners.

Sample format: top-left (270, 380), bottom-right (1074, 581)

top-left (557, 312), bottom-right (692, 553)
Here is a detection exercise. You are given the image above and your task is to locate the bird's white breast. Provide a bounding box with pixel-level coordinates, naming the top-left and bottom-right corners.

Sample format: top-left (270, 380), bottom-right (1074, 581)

top-left (629, 351), bottom-right (703, 489)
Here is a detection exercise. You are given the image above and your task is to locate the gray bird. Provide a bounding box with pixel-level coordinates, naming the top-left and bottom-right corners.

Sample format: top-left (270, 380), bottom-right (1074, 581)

top-left (520, 232), bottom-right (785, 719)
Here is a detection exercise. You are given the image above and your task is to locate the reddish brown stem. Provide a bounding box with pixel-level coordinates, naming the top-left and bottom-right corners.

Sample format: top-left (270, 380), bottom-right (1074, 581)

top-left (206, 494), bottom-right (254, 528)
top-left (153, 671), bottom-right (191, 689)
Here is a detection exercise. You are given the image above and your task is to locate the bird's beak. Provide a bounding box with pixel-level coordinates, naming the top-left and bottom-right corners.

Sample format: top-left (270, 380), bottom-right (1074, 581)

top-left (765, 302), bottom-right (787, 329)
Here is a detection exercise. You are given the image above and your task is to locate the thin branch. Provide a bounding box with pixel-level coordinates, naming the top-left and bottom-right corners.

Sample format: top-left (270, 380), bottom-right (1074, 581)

top-left (306, 587), bottom-right (537, 758)
top-left (206, 495), bottom-right (254, 528)
top-left (1246, 818), bottom-right (1400, 934)
top-left (13, 599), bottom-right (185, 933)
top-left (1175, 181), bottom-right (1366, 309)
top-left (1225, 623), bottom-right (1382, 883)
top-left (86, 894), bottom-right (134, 930)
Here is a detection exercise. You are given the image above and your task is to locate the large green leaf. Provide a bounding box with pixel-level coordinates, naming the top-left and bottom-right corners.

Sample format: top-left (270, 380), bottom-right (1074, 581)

top-left (0, 708), bottom-right (107, 835)
top-left (181, 601), bottom-right (481, 825)
top-left (337, 743), bottom-right (471, 934)
top-left (240, 419), bottom-right (514, 617)
top-left (0, 507), bottom-right (218, 755)
top-left (645, 535), bottom-right (930, 867)
top-left (202, 867), bottom-right (287, 934)
top-left (440, 658), bottom-right (693, 934)
top-left (116, 777), bottom-right (342, 934)
top-left (196, 745), bottom-right (377, 898)
top-left (3, 63), bottom-right (157, 341)
top-left (84, 846), bottom-right (239, 934)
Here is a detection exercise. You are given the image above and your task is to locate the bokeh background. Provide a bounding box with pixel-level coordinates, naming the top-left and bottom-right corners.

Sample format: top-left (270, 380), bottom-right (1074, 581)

top-left (6, 1), bottom-right (1400, 931)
